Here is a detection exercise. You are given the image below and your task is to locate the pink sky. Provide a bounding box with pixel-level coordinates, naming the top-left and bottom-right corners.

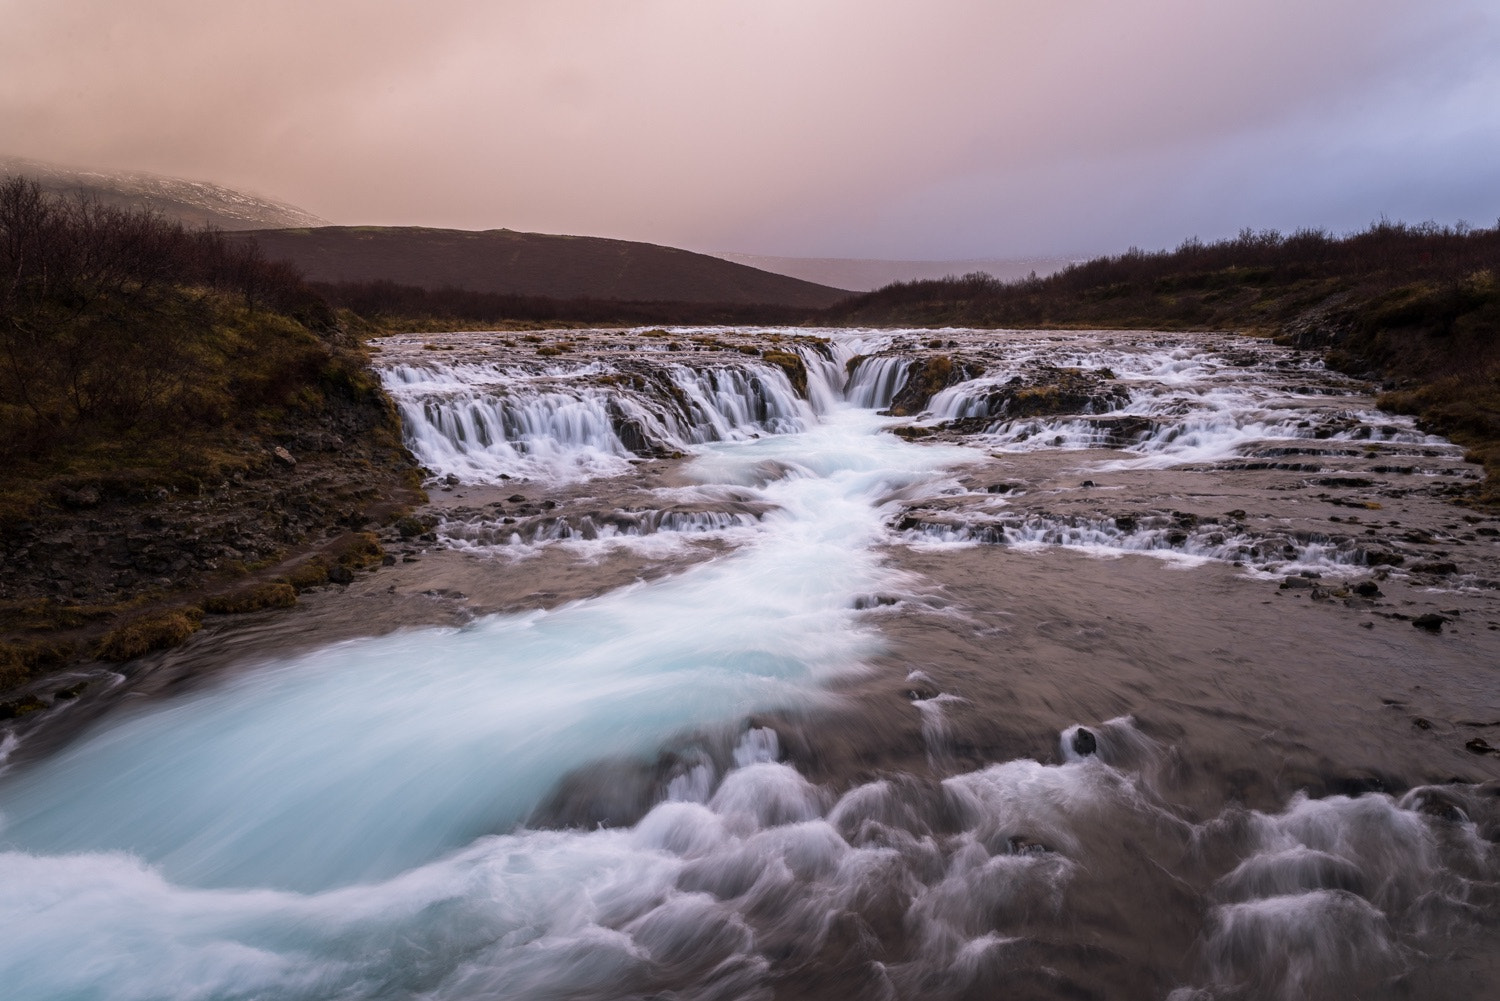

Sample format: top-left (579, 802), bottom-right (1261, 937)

top-left (3, 0), bottom-right (1497, 258)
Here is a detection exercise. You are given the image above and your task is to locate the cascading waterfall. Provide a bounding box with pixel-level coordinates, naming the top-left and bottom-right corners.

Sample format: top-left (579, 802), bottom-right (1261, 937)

top-left (844, 355), bottom-right (911, 409)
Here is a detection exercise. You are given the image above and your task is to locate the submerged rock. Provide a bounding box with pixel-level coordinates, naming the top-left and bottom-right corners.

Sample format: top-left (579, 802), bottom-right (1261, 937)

top-left (1071, 727), bottom-right (1098, 756)
top-left (1412, 613), bottom-right (1448, 633)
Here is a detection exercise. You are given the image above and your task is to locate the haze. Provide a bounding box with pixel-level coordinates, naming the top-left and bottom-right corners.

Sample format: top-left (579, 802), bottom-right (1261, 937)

top-left (3, 0), bottom-right (1497, 259)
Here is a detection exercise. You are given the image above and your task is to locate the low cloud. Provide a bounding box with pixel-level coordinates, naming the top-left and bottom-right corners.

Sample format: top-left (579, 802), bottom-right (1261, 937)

top-left (3, 0), bottom-right (1496, 258)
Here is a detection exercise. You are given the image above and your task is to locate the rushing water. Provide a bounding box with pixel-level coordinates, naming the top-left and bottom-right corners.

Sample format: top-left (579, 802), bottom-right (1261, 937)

top-left (1, 328), bottom-right (1497, 1000)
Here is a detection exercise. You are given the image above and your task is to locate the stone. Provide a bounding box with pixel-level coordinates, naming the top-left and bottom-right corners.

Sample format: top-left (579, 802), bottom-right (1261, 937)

top-left (326, 565), bottom-right (354, 585)
top-left (1071, 727), bottom-right (1098, 756)
top-left (1353, 580), bottom-right (1382, 597)
top-left (1412, 613), bottom-right (1448, 633)
top-left (272, 446), bottom-right (297, 467)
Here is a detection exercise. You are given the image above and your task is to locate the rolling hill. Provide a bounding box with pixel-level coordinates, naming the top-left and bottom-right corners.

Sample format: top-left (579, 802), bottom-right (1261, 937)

top-left (233, 226), bottom-right (853, 308)
top-left (0, 155), bottom-right (328, 231)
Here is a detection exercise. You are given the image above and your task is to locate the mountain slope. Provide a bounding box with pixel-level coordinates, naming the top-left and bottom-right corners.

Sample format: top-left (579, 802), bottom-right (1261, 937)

top-left (0, 155), bottom-right (328, 231)
top-left (235, 226), bottom-right (853, 308)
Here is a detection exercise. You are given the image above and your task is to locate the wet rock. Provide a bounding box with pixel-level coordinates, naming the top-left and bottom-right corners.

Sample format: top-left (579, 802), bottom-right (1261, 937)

top-left (1412, 613), bottom-right (1448, 633)
top-left (1087, 415), bottom-right (1156, 448)
top-left (0, 694), bottom-right (47, 719)
top-left (1407, 788), bottom-right (1469, 822)
top-left (1412, 561), bottom-right (1458, 575)
top-left (884, 355), bottom-right (980, 416)
top-left (960, 366), bottom-right (1130, 422)
top-left (1412, 717), bottom-right (1433, 730)
top-left (1353, 580), bottom-right (1382, 597)
top-left (326, 565), bottom-right (355, 585)
top-left (1465, 737), bottom-right (1497, 755)
top-left (1279, 576), bottom-right (1314, 589)
top-left (904, 680), bottom-right (941, 701)
top-left (853, 594), bottom-right (899, 610)
top-left (507, 494), bottom-right (526, 503)
top-left (1071, 727), bottom-right (1098, 756)
top-left (1007, 836), bottom-right (1052, 856)
top-left (443, 473), bottom-right (460, 487)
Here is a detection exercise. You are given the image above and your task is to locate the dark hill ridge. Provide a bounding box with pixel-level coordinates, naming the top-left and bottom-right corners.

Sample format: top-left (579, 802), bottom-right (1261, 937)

top-left (234, 226), bottom-right (853, 308)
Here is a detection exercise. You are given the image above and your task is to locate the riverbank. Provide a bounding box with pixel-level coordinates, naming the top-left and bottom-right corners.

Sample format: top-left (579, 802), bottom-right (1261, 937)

top-left (0, 322), bottom-right (422, 710)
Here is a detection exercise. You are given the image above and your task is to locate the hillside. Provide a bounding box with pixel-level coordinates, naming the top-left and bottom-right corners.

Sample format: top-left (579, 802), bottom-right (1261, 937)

top-left (0, 155), bottom-right (328, 231)
top-left (235, 226), bottom-right (852, 308)
top-left (0, 178), bottom-right (418, 696)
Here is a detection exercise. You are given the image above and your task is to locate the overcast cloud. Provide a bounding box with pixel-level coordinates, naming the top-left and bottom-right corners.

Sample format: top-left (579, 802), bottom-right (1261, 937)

top-left (2, 0), bottom-right (1496, 258)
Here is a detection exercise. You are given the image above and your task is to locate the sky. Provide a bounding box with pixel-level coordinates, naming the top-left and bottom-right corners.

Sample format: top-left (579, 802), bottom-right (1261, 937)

top-left (3, 0), bottom-right (1498, 260)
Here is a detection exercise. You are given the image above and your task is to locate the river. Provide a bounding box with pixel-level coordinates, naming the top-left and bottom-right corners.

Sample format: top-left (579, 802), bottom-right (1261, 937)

top-left (1, 327), bottom-right (1497, 1000)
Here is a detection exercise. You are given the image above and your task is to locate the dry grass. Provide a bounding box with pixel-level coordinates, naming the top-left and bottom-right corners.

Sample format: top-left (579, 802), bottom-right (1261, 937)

top-left (95, 607), bottom-right (203, 662)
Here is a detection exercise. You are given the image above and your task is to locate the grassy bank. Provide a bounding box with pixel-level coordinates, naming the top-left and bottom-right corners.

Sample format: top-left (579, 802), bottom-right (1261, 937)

top-left (0, 178), bottom-right (420, 696)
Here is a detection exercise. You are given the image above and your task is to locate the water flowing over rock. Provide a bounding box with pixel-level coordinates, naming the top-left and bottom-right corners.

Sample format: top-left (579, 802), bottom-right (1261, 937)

top-left (2, 325), bottom-right (1497, 1000)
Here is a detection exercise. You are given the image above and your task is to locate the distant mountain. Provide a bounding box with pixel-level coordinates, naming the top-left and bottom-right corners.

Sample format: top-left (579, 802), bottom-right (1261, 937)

top-left (0, 155), bottom-right (328, 231)
top-left (711, 253), bottom-right (1076, 292)
top-left (235, 227), bottom-right (853, 308)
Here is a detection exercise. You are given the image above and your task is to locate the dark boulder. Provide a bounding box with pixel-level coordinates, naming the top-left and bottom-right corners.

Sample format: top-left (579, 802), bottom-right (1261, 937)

top-left (1071, 727), bottom-right (1098, 756)
top-left (1412, 613), bottom-right (1448, 633)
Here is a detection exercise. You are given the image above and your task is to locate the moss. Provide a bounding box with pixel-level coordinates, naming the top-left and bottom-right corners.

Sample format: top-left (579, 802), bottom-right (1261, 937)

top-left (204, 582), bottom-right (298, 615)
top-left (760, 350), bottom-right (808, 397)
top-left (886, 356), bottom-right (968, 417)
top-left (0, 639), bottom-right (77, 690)
top-left (283, 560), bottom-right (331, 591)
top-left (0, 599), bottom-right (128, 633)
top-left (333, 532), bottom-right (385, 570)
top-left (96, 607), bottom-right (203, 662)
top-left (0, 693), bottom-right (47, 720)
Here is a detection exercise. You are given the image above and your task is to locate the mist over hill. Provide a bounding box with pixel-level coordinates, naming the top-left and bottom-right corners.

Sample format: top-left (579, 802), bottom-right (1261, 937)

top-left (0, 156), bottom-right (328, 231)
top-left (234, 226), bottom-right (852, 308)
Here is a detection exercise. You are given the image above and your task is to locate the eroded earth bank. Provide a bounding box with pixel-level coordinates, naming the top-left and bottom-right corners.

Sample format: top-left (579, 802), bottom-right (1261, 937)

top-left (2, 326), bottom-right (1498, 1001)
